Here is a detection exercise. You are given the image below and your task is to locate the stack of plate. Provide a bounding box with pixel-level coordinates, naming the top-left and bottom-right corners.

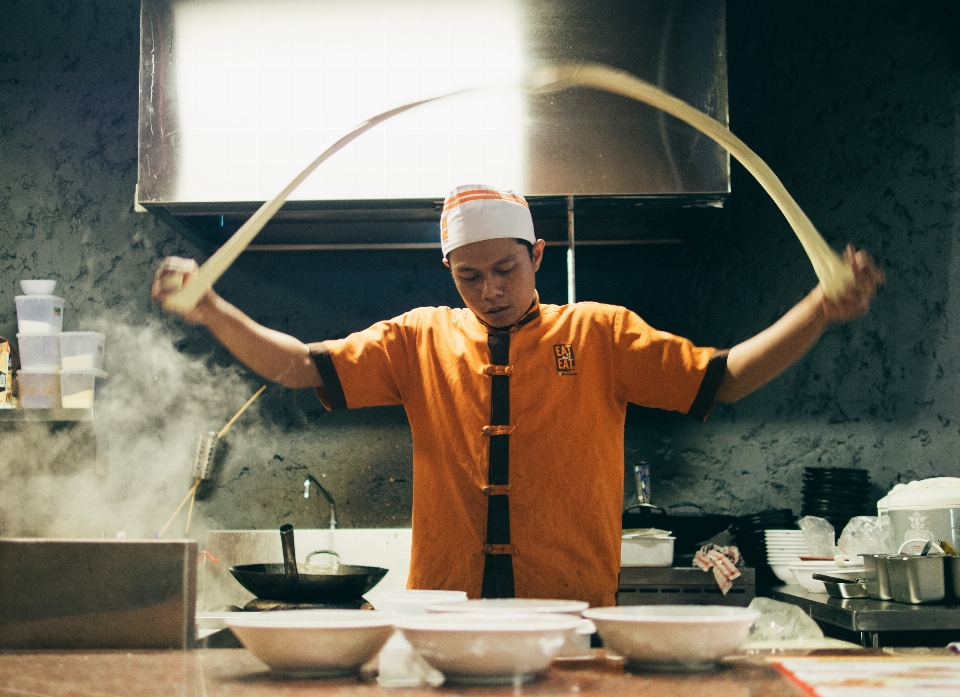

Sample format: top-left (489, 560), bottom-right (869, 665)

top-left (802, 467), bottom-right (871, 533)
top-left (729, 509), bottom-right (798, 587)
top-left (764, 530), bottom-right (809, 584)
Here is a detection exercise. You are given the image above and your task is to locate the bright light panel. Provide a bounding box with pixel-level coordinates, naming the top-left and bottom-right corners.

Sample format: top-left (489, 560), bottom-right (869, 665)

top-left (173, 0), bottom-right (528, 201)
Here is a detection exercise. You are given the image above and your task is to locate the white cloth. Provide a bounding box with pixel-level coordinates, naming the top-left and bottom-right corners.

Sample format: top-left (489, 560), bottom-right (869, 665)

top-left (440, 185), bottom-right (536, 259)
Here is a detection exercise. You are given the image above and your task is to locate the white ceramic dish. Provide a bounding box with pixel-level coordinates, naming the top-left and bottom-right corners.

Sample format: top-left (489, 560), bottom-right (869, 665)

top-left (376, 589), bottom-right (467, 615)
top-left (770, 564), bottom-right (799, 584)
top-left (226, 609), bottom-right (397, 678)
top-left (424, 597), bottom-right (588, 615)
top-left (423, 598), bottom-right (593, 659)
top-left (582, 605), bottom-right (760, 672)
top-left (394, 612), bottom-right (582, 685)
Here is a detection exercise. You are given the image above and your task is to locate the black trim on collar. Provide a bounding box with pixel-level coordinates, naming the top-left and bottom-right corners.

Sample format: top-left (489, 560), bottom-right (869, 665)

top-left (478, 294), bottom-right (541, 334)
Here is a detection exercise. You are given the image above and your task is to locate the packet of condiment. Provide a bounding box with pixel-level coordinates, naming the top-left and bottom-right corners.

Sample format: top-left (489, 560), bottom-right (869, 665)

top-left (0, 338), bottom-right (13, 408)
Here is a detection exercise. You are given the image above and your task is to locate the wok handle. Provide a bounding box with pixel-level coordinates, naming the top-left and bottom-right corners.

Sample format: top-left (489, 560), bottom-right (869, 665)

top-left (280, 524), bottom-right (300, 590)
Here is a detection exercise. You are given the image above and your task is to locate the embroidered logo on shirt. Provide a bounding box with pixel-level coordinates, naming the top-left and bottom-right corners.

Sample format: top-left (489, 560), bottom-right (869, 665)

top-left (553, 344), bottom-right (577, 375)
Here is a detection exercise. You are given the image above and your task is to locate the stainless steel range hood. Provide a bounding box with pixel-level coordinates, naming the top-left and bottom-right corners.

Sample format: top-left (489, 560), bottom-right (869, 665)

top-left (137, 0), bottom-right (727, 259)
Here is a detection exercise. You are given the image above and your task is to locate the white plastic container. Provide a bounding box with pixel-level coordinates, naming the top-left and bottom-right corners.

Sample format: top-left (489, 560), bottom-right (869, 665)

top-left (878, 478), bottom-right (960, 555)
top-left (59, 369), bottom-right (107, 408)
top-left (60, 331), bottom-right (106, 370)
top-left (620, 536), bottom-right (675, 567)
top-left (17, 333), bottom-right (60, 369)
top-left (15, 295), bottom-right (64, 335)
top-left (17, 368), bottom-right (61, 408)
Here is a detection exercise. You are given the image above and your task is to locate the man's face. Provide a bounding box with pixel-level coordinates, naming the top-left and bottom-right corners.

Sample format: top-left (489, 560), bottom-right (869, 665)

top-left (445, 237), bottom-right (545, 328)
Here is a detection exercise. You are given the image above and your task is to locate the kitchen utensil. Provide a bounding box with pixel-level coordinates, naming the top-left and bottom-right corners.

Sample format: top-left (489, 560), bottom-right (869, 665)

top-left (280, 524), bottom-right (301, 593)
top-left (621, 535), bottom-right (675, 567)
top-left (394, 612), bottom-right (582, 685)
top-left (226, 609), bottom-right (397, 678)
top-left (885, 554), bottom-right (946, 604)
top-left (879, 478), bottom-right (960, 555)
top-left (229, 524), bottom-right (388, 603)
top-left (789, 563), bottom-right (863, 594)
top-left (582, 605), bottom-right (760, 672)
top-left (860, 553), bottom-right (894, 600)
top-left (819, 579), bottom-right (869, 599)
top-left (423, 598), bottom-right (594, 658)
top-left (811, 573), bottom-right (869, 599)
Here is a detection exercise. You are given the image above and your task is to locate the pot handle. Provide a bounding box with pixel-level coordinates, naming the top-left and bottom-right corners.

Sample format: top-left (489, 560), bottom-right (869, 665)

top-left (897, 538), bottom-right (944, 555)
top-left (280, 524), bottom-right (301, 589)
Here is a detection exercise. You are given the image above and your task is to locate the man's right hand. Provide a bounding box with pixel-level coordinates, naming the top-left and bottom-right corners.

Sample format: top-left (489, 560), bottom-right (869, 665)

top-left (151, 257), bottom-right (215, 324)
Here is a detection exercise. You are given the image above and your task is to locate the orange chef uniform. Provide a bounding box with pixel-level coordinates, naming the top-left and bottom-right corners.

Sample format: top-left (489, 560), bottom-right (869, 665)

top-left (310, 297), bottom-right (727, 608)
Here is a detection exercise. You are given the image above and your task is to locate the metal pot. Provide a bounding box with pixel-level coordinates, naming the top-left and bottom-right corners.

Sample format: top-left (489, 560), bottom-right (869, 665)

top-left (228, 525), bottom-right (388, 603)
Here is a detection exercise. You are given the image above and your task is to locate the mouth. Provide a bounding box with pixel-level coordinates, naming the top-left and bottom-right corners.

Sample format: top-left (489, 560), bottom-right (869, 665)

top-left (484, 306), bottom-right (510, 319)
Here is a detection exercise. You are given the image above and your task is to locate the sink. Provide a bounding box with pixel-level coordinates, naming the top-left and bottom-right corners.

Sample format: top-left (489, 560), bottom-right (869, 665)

top-left (202, 529), bottom-right (412, 611)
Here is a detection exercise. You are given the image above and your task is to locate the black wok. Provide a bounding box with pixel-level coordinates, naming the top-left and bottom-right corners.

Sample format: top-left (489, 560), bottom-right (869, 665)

top-left (229, 562), bottom-right (388, 603)
top-left (229, 524), bottom-right (388, 603)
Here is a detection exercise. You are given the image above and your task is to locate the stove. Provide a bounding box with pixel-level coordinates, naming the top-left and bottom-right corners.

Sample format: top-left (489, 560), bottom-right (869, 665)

top-left (242, 597), bottom-right (374, 611)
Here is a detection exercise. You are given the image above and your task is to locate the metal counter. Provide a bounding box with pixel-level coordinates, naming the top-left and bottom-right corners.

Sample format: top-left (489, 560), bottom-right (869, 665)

top-left (770, 585), bottom-right (960, 648)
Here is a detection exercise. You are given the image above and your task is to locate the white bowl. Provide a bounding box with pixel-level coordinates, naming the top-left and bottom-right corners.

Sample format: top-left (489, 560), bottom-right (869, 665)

top-left (582, 605), bottom-right (760, 672)
top-left (423, 598), bottom-right (593, 658)
top-left (788, 565), bottom-right (864, 594)
top-left (424, 598), bottom-right (588, 615)
top-left (394, 612), bottom-right (582, 685)
top-left (226, 609), bottom-right (397, 678)
top-left (770, 564), bottom-right (798, 584)
top-left (19, 280), bottom-right (56, 295)
top-left (376, 589), bottom-right (467, 615)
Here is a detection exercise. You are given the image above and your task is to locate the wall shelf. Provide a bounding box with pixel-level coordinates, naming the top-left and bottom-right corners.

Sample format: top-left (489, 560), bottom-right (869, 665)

top-left (0, 408), bottom-right (92, 422)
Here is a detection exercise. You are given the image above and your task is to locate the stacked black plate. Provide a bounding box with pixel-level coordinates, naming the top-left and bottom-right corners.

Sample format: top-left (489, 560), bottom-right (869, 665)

top-left (801, 467), bottom-right (871, 533)
top-left (729, 508), bottom-right (798, 588)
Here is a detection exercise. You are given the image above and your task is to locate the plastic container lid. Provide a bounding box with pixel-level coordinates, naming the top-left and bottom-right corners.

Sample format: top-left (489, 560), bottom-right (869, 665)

top-left (59, 369), bottom-right (108, 378)
top-left (878, 477), bottom-right (960, 511)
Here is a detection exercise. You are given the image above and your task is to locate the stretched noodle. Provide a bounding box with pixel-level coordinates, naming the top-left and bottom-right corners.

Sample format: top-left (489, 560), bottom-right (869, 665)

top-left (164, 63), bottom-right (852, 313)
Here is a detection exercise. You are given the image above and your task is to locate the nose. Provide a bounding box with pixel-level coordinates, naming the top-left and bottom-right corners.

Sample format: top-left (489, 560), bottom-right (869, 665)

top-left (481, 273), bottom-right (504, 301)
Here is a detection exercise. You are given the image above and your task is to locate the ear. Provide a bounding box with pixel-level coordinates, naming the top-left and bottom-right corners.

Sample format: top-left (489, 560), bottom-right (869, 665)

top-left (442, 258), bottom-right (450, 268)
top-left (531, 239), bottom-right (546, 272)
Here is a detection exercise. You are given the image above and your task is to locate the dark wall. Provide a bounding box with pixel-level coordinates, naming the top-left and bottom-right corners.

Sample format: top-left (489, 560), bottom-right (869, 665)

top-left (0, 1), bottom-right (957, 540)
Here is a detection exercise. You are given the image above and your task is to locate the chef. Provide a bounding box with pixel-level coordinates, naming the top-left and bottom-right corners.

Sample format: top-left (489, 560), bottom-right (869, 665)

top-left (152, 184), bottom-right (884, 607)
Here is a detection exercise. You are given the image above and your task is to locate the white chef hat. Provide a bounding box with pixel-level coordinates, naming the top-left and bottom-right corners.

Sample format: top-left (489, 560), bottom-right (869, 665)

top-left (440, 185), bottom-right (536, 260)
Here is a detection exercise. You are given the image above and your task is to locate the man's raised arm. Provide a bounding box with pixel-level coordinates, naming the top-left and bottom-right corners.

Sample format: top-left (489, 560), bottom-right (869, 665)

top-left (151, 257), bottom-right (322, 389)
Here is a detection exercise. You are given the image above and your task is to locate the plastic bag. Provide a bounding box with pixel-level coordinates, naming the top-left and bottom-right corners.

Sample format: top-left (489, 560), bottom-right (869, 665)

top-left (837, 516), bottom-right (892, 557)
top-left (746, 597), bottom-right (824, 645)
top-left (798, 516), bottom-right (836, 557)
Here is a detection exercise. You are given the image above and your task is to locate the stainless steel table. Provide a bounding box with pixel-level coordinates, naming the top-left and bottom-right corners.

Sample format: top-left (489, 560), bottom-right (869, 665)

top-left (770, 585), bottom-right (960, 648)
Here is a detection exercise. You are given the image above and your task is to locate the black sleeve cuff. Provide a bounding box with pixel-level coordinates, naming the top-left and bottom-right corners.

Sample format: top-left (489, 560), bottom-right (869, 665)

top-left (687, 349), bottom-right (729, 422)
top-left (311, 343), bottom-right (348, 411)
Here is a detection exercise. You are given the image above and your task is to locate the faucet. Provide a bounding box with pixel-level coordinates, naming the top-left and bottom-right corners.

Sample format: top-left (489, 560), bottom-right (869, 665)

top-left (303, 474), bottom-right (337, 530)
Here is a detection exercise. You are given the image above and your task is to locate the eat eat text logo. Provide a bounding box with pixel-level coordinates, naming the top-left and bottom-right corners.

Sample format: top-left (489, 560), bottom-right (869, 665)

top-left (553, 344), bottom-right (576, 375)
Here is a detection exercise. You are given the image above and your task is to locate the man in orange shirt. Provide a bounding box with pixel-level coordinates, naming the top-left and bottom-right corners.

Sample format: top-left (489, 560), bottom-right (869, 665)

top-left (153, 185), bottom-right (883, 607)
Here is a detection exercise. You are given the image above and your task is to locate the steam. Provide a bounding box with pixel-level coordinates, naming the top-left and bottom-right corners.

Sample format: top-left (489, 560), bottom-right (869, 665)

top-left (0, 309), bottom-right (269, 540)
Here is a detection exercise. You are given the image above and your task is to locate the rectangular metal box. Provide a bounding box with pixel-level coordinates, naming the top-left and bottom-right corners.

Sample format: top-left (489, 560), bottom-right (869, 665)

top-left (0, 538), bottom-right (197, 649)
top-left (617, 567), bottom-right (755, 607)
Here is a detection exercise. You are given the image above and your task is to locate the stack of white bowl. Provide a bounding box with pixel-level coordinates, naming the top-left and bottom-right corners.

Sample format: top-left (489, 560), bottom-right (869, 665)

top-left (764, 529), bottom-right (809, 585)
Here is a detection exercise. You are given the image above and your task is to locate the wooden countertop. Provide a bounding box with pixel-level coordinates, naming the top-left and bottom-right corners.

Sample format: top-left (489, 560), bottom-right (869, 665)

top-left (0, 649), bottom-right (799, 696)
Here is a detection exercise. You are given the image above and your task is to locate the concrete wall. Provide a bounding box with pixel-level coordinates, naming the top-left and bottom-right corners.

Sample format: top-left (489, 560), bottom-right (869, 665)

top-left (0, 0), bottom-right (957, 542)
